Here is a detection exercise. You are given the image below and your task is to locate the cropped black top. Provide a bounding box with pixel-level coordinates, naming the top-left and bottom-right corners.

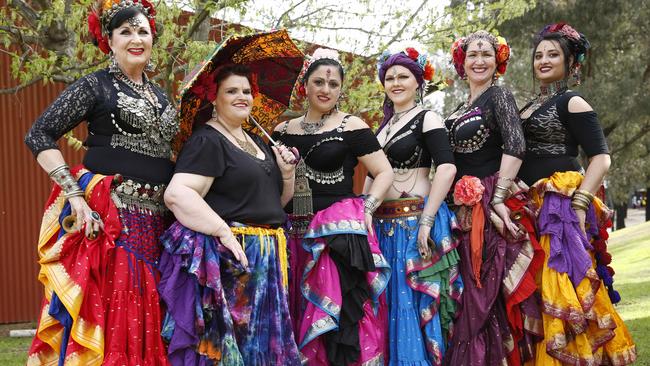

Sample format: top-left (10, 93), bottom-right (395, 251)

top-left (518, 90), bottom-right (609, 185)
top-left (376, 110), bottom-right (454, 176)
top-left (444, 86), bottom-right (525, 180)
top-left (24, 68), bottom-right (178, 184)
top-left (273, 117), bottom-right (381, 212)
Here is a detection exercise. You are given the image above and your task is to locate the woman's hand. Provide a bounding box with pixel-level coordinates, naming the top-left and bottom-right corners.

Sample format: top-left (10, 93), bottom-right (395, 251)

top-left (364, 212), bottom-right (374, 236)
top-left (68, 196), bottom-right (103, 239)
top-left (218, 231), bottom-right (249, 268)
top-left (272, 145), bottom-right (297, 176)
top-left (417, 224), bottom-right (433, 259)
top-left (574, 208), bottom-right (587, 234)
top-left (492, 202), bottom-right (522, 238)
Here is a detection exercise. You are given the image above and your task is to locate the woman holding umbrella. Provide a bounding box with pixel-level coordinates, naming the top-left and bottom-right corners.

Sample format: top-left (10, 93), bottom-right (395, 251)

top-left (273, 48), bottom-right (393, 366)
top-left (158, 31), bottom-right (303, 365)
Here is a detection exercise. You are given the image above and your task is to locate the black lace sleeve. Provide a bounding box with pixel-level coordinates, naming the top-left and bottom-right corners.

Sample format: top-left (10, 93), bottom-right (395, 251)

top-left (492, 86), bottom-right (525, 158)
top-left (24, 74), bottom-right (98, 156)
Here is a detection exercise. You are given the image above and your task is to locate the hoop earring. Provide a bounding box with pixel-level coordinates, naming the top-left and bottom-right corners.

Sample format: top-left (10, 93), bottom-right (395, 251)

top-left (109, 52), bottom-right (119, 73)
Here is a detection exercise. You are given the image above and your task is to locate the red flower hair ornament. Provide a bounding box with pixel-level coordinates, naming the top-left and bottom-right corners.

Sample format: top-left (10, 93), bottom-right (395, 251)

top-left (450, 31), bottom-right (510, 79)
top-left (190, 67), bottom-right (260, 102)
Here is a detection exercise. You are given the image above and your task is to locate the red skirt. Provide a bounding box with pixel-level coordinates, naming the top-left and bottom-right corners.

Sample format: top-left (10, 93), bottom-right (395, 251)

top-left (27, 169), bottom-right (169, 366)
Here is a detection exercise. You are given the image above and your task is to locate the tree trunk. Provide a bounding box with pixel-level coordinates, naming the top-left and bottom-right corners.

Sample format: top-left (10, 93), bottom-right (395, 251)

top-left (615, 203), bottom-right (627, 230)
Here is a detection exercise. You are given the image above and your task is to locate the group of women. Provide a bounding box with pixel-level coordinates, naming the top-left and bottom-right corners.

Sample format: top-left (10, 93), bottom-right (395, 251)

top-left (23, 0), bottom-right (636, 365)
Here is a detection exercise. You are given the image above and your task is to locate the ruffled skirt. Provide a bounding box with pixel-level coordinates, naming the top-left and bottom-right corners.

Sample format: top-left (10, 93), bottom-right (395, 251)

top-left (373, 197), bottom-right (463, 366)
top-left (529, 171), bottom-right (636, 365)
top-left (158, 222), bottom-right (300, 366)
top-left (27, 168), bottom-right (169, 366)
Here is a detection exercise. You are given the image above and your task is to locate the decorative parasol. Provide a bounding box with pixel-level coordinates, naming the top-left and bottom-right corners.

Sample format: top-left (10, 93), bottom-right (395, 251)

top-left (173, 29), bottom-right (304, 153)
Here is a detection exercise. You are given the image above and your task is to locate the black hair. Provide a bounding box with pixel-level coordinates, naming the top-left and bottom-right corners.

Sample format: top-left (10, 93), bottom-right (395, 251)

top-left (214, 64), bottom-right (254, 88)
top-left (105, 7), bottom-right (159, 44)
top-left (303, 58), bottom-right (344, 83)
top-left (532, 33), bottom-right (574, 79)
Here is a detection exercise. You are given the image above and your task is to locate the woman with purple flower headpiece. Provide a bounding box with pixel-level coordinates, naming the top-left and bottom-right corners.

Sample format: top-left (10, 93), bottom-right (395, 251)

top-left (518, 22), bottom-right (636, 365)
top-left (364, 47), bottom-right (463, 365)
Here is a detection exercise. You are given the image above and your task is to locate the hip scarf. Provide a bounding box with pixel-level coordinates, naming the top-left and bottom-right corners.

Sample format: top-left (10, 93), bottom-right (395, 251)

top-left (374, 197), bottom-right (463, 366)
top-left (444, 173), bottom-right (543, 366)
top-left (295, 197), bottom-right (391, 366)
top-left (529, 171), bottom-right (636, 365)
top-left (28, 166), bottom-right (170, 366)
top-left (158, 222), bottom-right (300, 366)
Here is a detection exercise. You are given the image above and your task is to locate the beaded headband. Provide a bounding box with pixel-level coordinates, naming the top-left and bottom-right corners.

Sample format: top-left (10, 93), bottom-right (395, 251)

top-left (295, 48), bottom-right (343, 98)
top-left (88, 0), bottom-right (157, 54)
top-left (450, 30), bottom-right (510, 79)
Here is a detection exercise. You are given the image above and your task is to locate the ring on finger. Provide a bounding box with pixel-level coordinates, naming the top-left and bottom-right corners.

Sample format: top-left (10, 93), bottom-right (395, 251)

top-left (90, 211), bottom-right (101, 222)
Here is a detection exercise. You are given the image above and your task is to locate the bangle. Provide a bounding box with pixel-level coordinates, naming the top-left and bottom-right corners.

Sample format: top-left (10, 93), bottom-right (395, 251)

top-left (491, 184), bottom-right (511, 205)
top-left (419, 214), bottom-right (435, 227)
top-left (364, 195), bottom-right (380, 215)
top-left (574, 189), bottom-right (595, 202)
top-left (49, 164), bottom-right (84, 198)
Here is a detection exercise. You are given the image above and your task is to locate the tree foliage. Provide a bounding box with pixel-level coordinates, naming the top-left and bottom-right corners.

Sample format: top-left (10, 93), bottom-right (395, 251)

top-left (1, 0), bottom-right (536, 115)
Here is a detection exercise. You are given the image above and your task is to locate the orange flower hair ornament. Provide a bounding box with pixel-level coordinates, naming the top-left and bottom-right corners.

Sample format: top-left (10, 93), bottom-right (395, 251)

top-left (88, 0), bottom-right (157, 54)
top-left (450, 31), bottom-right (510, 79)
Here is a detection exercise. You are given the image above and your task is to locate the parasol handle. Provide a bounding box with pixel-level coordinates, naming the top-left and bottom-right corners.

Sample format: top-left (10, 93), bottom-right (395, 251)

top-left (249, 116), bottom-right (300, 164)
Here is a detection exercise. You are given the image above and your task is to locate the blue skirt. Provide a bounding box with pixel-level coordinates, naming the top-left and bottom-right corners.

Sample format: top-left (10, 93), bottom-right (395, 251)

top-left (374, 197), bottom-right (463, 366)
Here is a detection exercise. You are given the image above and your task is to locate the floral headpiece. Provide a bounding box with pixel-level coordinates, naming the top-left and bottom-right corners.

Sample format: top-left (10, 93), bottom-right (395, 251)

top-left (450, 31), bottom-right (510, 79)
top-left (537, 22), bottom-right (590, 70)
top-left (295, 47), bottom-right (343, 98)
top-left (377, 47), bottom-right (435, 83)
top-left (88, 0), bottom-right (157, 54)
top-left (189, 65), bottom-right (260, 103)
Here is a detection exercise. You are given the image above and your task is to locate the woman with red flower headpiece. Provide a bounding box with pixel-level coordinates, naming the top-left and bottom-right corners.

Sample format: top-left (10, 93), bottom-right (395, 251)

top-left (364, 47), bottom-right (462, 365)
top-left (159, 63), bottom-right (301, 365)
top-left (24, 1), bottom-right (176, 365)
top-left (519, 23), bottom-right (636, 365)
top-left (443, 30), bottom-right (544, 365)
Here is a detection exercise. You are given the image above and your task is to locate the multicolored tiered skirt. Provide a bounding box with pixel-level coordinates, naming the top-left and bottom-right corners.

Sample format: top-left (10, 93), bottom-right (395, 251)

top-left (27, 168), bottom-right (170, 366)
top-left (158, 221), bottom-right (300, 365)
top-left (444, 174), bottom-right (543, 366)
top-left (529, 171), bottom-right (636, 365)
top-left (373, 197), bottom-right (463, 365)
top-left (288, 197), bottom-right (391, 365)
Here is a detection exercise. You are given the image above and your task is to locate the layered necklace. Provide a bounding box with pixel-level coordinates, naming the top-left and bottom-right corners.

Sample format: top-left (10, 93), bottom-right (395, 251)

top-left (214, 117), bottom-right (258, 157)
top-left (383, 104), bottom-right (417, 143)
top-left (114, 70), bottom-right (160, 108)
top-left (300, 109), bottom-right (333, 134)
top-left (524, 79), bottom-right (568, 116)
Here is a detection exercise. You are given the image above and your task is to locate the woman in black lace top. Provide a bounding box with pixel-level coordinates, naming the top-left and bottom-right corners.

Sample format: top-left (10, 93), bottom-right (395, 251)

top-left (25, 2), bottom-right (175, 364)
top-left (443, 31), bottom-right (543, 365)
top-left (519, 23), bottom-right (635, 365)
top-left (273, 48), bottom-right (393, 365)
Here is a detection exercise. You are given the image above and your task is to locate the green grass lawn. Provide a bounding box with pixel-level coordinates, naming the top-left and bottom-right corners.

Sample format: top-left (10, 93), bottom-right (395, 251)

top-left (609, 221), bottom-right (650, 365)
top-left (1, 222), bottom-right (648, 364)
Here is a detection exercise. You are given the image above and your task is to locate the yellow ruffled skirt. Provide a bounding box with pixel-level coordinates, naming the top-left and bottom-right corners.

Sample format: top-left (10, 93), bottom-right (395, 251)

top-left (530, 171), bottom-right (636, 365)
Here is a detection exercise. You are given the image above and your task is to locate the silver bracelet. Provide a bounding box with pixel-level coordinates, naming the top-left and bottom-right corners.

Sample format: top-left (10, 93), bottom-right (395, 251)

top-left (363, 195), bottom-right (380, 215)
top-left (49, 164), bottom-right (84, 198)
top-left (419, 214), bottom-right (435, 227)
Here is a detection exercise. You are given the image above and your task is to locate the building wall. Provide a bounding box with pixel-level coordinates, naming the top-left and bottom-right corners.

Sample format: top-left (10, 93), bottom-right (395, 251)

top-left (0, 52), bottom-right (86, 323)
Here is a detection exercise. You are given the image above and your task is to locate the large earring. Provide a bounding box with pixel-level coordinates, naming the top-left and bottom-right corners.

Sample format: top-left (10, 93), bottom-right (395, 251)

top-left (109, 51), bottom-right (119, 73)
top-left (145, 59), bottom-right (155, 72)
top-left (572, 65), bottom-right (582, 86)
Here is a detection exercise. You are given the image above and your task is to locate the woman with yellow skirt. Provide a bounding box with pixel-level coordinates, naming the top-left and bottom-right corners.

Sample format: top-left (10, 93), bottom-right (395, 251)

top-left (519, 22), bottom-right (636, 365)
